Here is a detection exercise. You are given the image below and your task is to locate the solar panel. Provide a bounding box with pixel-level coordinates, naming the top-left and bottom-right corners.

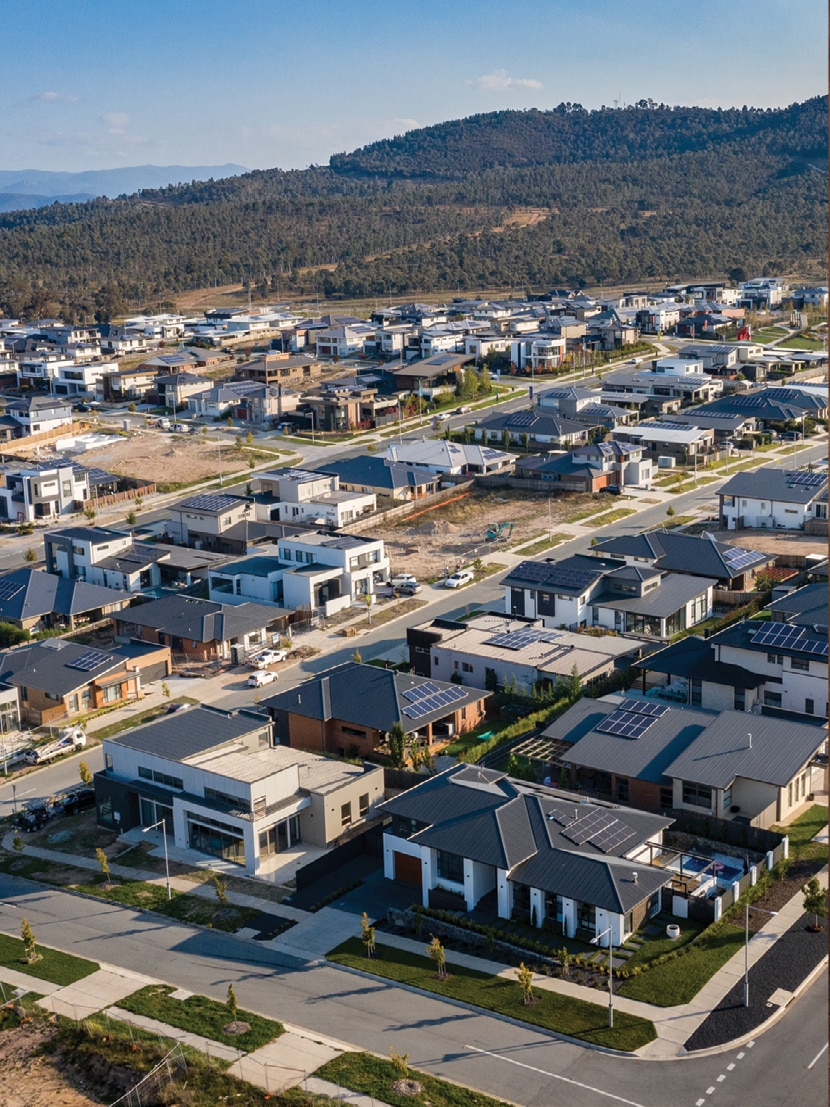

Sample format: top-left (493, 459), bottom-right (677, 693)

top-left (512, 561), bottom-right (555, 583)
top-left (0, 580), bottom-right (24, 602)
top-left (722, 546), bottom-right (764, 570)
top-left (561, 809), bottom-right (615, 845)
top-left (484, 627), bottom-right (564, 650)
top-left (787, 472), bottom-right (825, 487)
top-left (596, 709), bottom-right (656, 739)
top-left (506, 411), bottom-right (536, 427)
top-left (180, 494), bottom-right (241, 512)
top-left (402, 686), bottom-right (467, 720)
top-left (616, 698), bottom-right (669, 719)
top-left (592, 824), bottom-right (636, 853)
top-left (402, 681), bottom-right (442, 703)
top-left (751, 622), bottom-right (807, 649)
top-left (545, 568), bottom-right (599, 591)
top-left (69, 648), bottom-right (113, 672)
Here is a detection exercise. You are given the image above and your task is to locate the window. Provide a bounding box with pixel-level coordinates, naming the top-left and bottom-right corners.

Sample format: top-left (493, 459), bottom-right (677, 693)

top-left (682, 782), bottom-right (712, 809)
top-left (340, 802), bottom-right (352, 828)
top-left (103, 683), bottom-right (124, 704)
top-left (138, 766), bottom-right (183, 790)
top-left (67, 694), bottom-right (79, 713)
top-left (767, 653), bottom-right (783, 665)
top-left (659, 786), bottom-right (673, 810)
top-left (791, 658), bottom-right (809, 672)
top-left (358, 793), bottom-right (369, 818)
top-left (462, 662), bottom-right (473, 673)
top-left (690, 678), bottom-right (702, 707)
top-left (105, 753), bottom-right (113, 772)
top-left (763, 691), bottom-right (783, 708)
top-left (204, 787), bottom-right (250, 813)
top-left (806, 698), bottom-right (815, 715)
top-left (436, 850), bottom-right (464, 884)
top-left (734, 687), bottom-right (746, 711)
top-left (615, 777), bottom-right (629, 803)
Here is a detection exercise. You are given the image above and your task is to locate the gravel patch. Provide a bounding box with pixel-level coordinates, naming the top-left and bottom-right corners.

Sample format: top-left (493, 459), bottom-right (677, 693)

top-left (684, 911), bottom-right (827, 1051)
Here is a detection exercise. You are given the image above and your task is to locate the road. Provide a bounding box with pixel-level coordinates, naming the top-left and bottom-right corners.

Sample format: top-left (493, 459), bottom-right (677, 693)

top-left (0, 881), bottom-right (824, 1107)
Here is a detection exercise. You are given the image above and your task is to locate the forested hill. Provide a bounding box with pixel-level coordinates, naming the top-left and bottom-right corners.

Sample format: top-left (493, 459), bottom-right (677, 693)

top-left (329, 99), bottom-right (828, 178)
top-left (0, 98), bottom-right (826, 320)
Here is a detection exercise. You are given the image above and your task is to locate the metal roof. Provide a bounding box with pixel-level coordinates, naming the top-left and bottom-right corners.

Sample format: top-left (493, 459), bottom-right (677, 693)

top-left (108, 707), bottom-right (268, 761)
top-left (719, 467), bottom-right (828, 505)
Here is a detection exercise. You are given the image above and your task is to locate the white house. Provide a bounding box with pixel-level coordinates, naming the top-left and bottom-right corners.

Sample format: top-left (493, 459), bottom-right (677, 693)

top-left (275, 531), bottom-right (389, 616)
top-left (0, 461), bottom-right (89, 524)
top-left (718, 468), bottom-right (828, 531)
top-left (384, 439), bottom-right (515, 475)
top-left (253, 468), bottom-right (376, 528)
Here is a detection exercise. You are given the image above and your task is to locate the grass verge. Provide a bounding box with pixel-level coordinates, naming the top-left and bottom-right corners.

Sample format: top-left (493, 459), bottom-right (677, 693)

top-left (117, 984), bottom-right (283, 1050)
top-left (327, 937), bottom-right (656, 1052)
top-left (587, 508), bottom-right (637, 527)
top-left (513, 532), bottom-right (570, 556)
top-left (74, 876), bottom-right (259, 932)
top-left (772, 804), bottom-right (828, 865)
top-left (0, 932), bottom-right (97, 985)
top-left (617, 922), bottom-right (744, 1006)
top-left (316, 1052), bottom-right (512, 1107)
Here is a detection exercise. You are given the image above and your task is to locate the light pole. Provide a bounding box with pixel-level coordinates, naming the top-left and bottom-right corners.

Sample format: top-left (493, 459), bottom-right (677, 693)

top-left (305, 410), bottom-right (316, 445)
top-left (744, 902), bottom-right (777, 1007)
top-left (143, 817), bottom-right (172, 900)
top-left (590, 925), bottom-right (615, 1028)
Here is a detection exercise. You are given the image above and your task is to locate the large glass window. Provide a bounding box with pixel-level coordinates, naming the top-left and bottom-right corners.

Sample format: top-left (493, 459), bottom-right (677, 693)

top-left (187, 817), bottom-right (245, 864)
top-left (682, 782), bottom-right (712, 809)
top-left (436, 850), bottom-right (464, 884)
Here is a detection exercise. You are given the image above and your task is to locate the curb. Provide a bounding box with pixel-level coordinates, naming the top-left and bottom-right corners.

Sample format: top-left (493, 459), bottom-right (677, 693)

top-left (325, 957), bottom-right (652, 1058)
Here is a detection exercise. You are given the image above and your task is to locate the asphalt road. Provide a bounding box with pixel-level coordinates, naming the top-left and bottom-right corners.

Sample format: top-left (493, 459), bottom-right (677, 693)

top-left (0, 881), bottom-right (825, 1107)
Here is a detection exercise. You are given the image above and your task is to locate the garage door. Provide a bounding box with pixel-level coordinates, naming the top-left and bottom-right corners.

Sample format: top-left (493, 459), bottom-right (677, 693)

top-left (394, 851), bottom-right (421, 886)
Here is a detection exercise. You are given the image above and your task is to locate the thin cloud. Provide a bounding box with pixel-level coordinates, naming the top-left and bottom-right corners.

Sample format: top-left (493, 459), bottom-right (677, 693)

top-left (471, 68), bottom-right (543, 92)
top-left (103, 111), bottom-right (130, 134)
top-left (28, 91), bottom-right (81, 103)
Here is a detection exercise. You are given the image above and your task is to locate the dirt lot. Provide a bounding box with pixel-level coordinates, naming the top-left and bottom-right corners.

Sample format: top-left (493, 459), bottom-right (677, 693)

top-left (66, 432), bottom-right (249, 489)
top-left (0, 1024), bottom-right (97, 1107)
top-left (381, 487), bottom-right (593, 579)
top-left (702, 528), bottom-right (826, 560)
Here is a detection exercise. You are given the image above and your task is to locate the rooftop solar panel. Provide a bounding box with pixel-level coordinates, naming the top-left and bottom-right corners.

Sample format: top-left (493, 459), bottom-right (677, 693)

top-left (0, 580), bottom-right (24, 602)
top-left (616, 698), bottom-right (669, 718)
top-left (68, 648), bottom-right (113, 672)
top-left (787, 472), bottom-right (825, 487)
top-left (402, 680), bottom-right (441, 702)
top-left (595, 709), bottom-right (656, 739)
top-left (506, 411), bottom-right (536, 427)
top-left (484, 627), bottom-right (564, 650)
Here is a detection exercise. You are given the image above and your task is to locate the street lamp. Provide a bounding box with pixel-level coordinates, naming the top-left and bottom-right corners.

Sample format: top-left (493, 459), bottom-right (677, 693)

top-left (143, 818), bottom-right (172, 900)
top-left (744, 901), bottom-right (777, 1007)
top-left (590, 925), bottom-right (615, 1028)
top-left (304, 410), bottom-right (316, 445)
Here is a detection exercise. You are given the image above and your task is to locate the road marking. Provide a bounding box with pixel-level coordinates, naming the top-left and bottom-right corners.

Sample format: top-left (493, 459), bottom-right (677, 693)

top-left (696, 1100), bottom-right (706, 1106)
top-left (747, 1040), bottom-right (755, 1048)
top-left (736, 1051), bottom-right (745, 1059)
top-left (716, 1074), bottom-right (726, 1082)
top-left (807, 1043), bottom-right (828, 1070)
top-left (464, 1045), bottom-right (648, 1107)
top-left (726, 1063), bottom-right (735, 1071)
top-left (706, 1087), bottom-right (716, 1095)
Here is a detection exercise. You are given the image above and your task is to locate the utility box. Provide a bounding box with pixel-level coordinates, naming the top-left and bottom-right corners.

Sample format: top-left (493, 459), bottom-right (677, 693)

top-left (657, 456), bottom-right (676, 469)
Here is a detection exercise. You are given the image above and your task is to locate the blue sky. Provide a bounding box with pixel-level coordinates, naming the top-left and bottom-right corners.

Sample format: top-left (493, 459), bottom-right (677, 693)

top-left (4, 0), bottom-right (827, 173)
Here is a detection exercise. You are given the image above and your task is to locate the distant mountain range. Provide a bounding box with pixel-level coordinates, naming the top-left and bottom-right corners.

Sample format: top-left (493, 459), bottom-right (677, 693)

top-left (0, 165), bottom-right (248, 211)
top-left (0, 99), bottom-right (825, 319)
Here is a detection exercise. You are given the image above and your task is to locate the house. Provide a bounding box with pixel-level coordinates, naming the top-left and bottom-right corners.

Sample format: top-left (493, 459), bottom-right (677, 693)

top-left (237, 352), bottom-right (323, 388)
top-left (253, 469), bottom-right (376, 527)
top-left (502, 554), bottom-right (714, 641)
top-left (590, 531), bottom-right (774, 592)
top-left (6, 395), bottom-right (73, 436)
top-left (315, 455), bottom-right (440, 503)
top-left (739, 278), bottom-right (787, 310)
top-left (379, 764), bottom-right (673, 945)
top-left (612, 421), bottom-right (716, 464)
top-left (0, 638), bottom-right (168, 726)
top-left (0, 460), bottom-right (89, 523)
top-left (305, 384), bottom-right (399, 433)
top-left (637, 589), bottom-right (828, 720)
top-left (384, 440), bottom-right (515, 476)
top-left (688, 387), bottom-right (828, 430)
top-left (548, 698), bottom-right (824, 827)
top-left (407, 611), bottom-right (644, 694)
top-left (165, 493), bottom-right (254, 554)
top-left (101, 365), bottom-right (160, 403)
top-left (275, 531), bottom-right (389, 615)
top-left (0, 568), bottom-right (130, 632)
top-left (44, 525), bottom-right (227, 594)
top-left (113, 594), bottom-right (288, 662)
top-left (50, 358), bottom-right (118, 398)
top-left (262, 661), bottom-right (489, 758)
top-left (389, 352), bottom-right (470, 394)
top-left (509, 335), bottom-right (566, 373)
top-left (154, 372), bottom-right (212, 411)
top-left (186, 379), bottom-right (264, 419)
top-left (474, 409), bottom-right (591, 450)
top-left (93, 705), bottom-right (385, 877)
top-left (314, 322), bottom-right (375, 358)
top-left (718, 468), bottom-right (828, 532)
top-left (515, 440), bottom-right (651, 493)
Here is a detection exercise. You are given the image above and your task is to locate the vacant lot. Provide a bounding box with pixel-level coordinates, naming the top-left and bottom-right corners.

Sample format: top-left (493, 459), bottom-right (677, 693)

top-left (381, 488), bottom-right (593, 578)
top-left (72, 431), bottom-right (249, 489)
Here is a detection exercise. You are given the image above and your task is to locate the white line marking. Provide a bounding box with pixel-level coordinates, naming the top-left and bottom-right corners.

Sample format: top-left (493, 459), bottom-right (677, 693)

top-left (807, 1043), bottom-right (828, 1070)
top-left (717, 1074), bottom-right (726, 1082)
top-left (747, 1040), bottom-right (755, 1048)
top-left (736, 1052), bottom-right (745, 1059)
top-left (464, 1044), bottom-right (648, 1107)
top-left (726, 1063), bottom-right (735, 1071)
top-left (706, 1087), bottom-right (716, 1095)
top-left (696, 1100), bottom-right (706, 1106)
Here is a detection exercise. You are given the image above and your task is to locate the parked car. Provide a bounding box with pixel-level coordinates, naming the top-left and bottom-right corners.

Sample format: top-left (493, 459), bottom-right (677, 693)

top-left (444, 568), bottom-right (475, 588)
top-left (166, 702), bottom-right (192, 715)
top-left (454, 405), bottom-right (473, 415)
top-left (599, 485), bottom-right (621, 495)
top-left (247, 669), bottom-right (278, 688)
top-left (390, 573), bottom-right (418, 588)
top-left (57, 788), bottom-right (96, 816)
top-left (251, 648), bottom-right (288, 668)
top-left (394, 580), bottom-right (422, 596)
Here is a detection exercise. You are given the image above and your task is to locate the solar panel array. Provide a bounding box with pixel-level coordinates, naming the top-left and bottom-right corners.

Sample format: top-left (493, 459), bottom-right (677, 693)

top-left (505, 411), bottom-right (536, 427)
top-left (552, 807), bottom-right (636, 853)
top-left (786, 472), bottom-right (825, 487)
top-left (181, 494), bottom-right (242, 512)
top-left (722, 545), bottom-right (764, 571)
top-left (543, 567), bottom-right (599, 591)
top-left (68, 648), bottom-right (113, 672)
top-left (484, 627), bottom-right (564, 651)
top-left (751, 621), bottom-right (829, 657)
top-left (615, 698), bottom-right (669, 719)
top-left (401, 681), bottom-right (467, 720)
top-left (595, 710), bottom-right (656, 739)
top-left (513, 561), bottom-right (556, 583)
top-left (480, 447), bottom-right (507, 459)
top-left (0, 580), bottom-right (24, 602)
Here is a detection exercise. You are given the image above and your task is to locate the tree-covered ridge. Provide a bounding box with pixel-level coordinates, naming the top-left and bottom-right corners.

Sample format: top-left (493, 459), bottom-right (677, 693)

top-left (0, 97), bottom-right (825, 319)
top-left (329, 98), bottom-right (828, 178)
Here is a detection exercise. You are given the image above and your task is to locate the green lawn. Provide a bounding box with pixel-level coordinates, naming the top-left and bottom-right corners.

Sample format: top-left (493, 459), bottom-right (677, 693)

top-left (617, 922), bottom-right (745, 1006)
top-left (781, 335), bottom-right (825, 350)
top-left (773, 804), bottom-right (828, 865)
top-left (0, 932), bottom-right (97, 986)
top-left (620, 917), bottom-right (706, 972)
top-left (74, 877), bottom-right (258, 932)
top-left (117, 984), bottom-right (283, 1051)
top-left (315, 1053), bottom-right (513, 1107)
top-left (328, 937), bottom-right (656, 1052)
top-left (512, 532), bottom-right (570, 556)
top-left (588, 507), bottom-right (637, 527)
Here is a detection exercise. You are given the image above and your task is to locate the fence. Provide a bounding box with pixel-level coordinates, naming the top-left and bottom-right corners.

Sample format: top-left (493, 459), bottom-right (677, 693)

top-left (294, 821), bottom-right (383, 890)
top-left (109, 1043), bottom-right (188, 1107)
top-left (82, 483), bottom-right (156, 511)
top-left (339, 483), bottom-right (473, 535)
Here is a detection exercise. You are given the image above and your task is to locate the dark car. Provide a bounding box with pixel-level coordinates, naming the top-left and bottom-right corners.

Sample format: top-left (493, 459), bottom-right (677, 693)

top-left (73, 402), bottom-right (91, 412)
top-left (166, 701), bottom-right (191, 714)
top-left (58, 788), bottom-right (96, 816)
top-left (599, 484), bottom-right (621, 495)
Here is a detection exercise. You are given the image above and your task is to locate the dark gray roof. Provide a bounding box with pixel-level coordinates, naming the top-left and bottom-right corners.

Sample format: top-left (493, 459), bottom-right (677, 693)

top-left (766, 583), bottom-right (828, 627)
top-left (118, 595), bottom-right (283, 642)
top-left (0, 638), bottom-right (123, 696)
top-left (379, 765), bottom-right (517, 823)
top-left (595, 572), bottom-right (716, 618)
top-left (173, 493), bottom-right (249, 515)
top-left (664, 711), bottom-right (826, 789)
top-left (545, 698), bottom-right (711, 783)
top-left (718, 468), bottom-right (828, 505)
top-left (592, 531), bottom-right (772, 581)
top-left (0, 569), bottom-right (127, 622)
top-left (317, 455), bottom-right (437, 491)
top-left (637, 636), bottom-right (764, 689)
top-left (710, 617), bottom-right (828, 660)
top-left (412, 794), bottom-right (537, 870)
top-left (109, 707), bottom-right (267, 761)
top-left (262, 661), bottom-right (489, 734)
top-left (503, 554), bottom-right (624, 594)
top-left (475, 409), bottom-right (589, 438)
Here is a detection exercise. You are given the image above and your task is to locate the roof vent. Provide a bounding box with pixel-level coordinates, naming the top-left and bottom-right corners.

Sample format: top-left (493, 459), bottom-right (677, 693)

top-left (632, 872), bottom-right (638, 884)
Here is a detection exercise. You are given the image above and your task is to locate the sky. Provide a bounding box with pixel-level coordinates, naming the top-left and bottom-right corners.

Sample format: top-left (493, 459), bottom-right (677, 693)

top-left (3, 0), bottom-right (827, 175)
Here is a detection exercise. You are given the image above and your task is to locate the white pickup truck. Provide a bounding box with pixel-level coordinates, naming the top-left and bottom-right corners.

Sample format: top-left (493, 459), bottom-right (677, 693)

top-left (22, 726), bottom-right (87, 765)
